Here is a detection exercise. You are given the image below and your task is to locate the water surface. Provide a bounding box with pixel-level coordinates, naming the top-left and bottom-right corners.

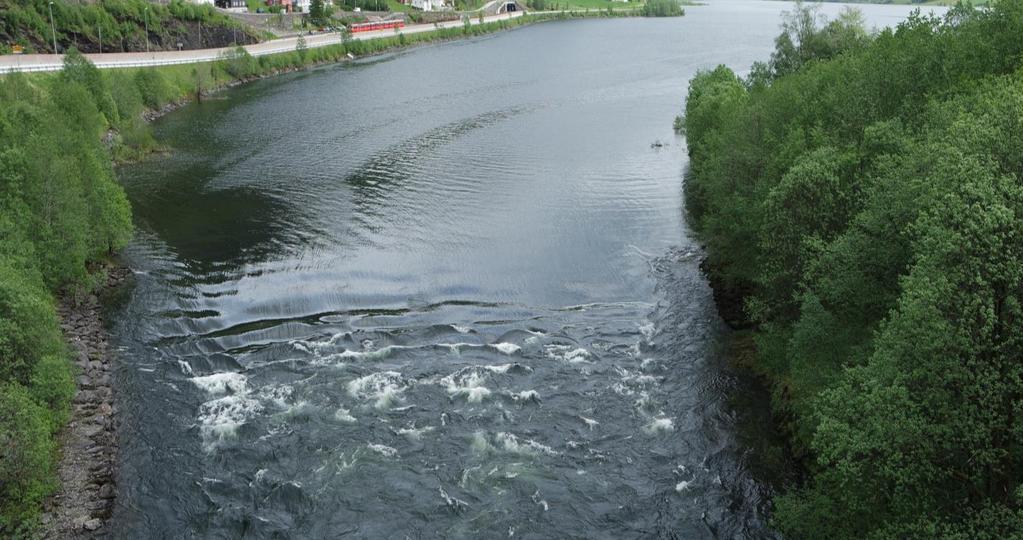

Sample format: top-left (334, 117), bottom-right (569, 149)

top-left (111, 2), bottom-right (940, 537)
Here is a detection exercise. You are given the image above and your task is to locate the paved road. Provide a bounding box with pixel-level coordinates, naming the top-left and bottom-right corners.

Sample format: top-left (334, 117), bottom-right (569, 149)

top-left (0, 11), bottom-right (523, 74)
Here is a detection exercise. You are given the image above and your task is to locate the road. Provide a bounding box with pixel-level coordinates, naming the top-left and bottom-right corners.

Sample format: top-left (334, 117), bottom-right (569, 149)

top-left (0, 11), bottom-right (523, 74)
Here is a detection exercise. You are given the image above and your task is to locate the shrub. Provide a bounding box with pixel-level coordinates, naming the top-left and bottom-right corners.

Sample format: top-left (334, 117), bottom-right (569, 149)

top-left (0, 383), bottom-right (57, 534)
top-left (0, 264), bottom-right (63, 388)
top-left (219, 46), bottom-right (259, 79)
top-left (134, 69), bottom-right (174, 109)
top-left (641, 0), bottom-right (682, 17)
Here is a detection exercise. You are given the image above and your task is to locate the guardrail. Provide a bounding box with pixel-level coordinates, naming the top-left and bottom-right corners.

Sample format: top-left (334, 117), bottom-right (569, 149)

top-left (0, 40), bottom-right (343, 74)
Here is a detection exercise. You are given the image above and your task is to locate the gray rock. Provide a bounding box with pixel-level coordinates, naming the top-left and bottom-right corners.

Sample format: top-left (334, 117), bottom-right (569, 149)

top-left (84, 518), bottom-right (102, 531)
top-left (73, 390), bottom-right (97, 405)
top-left (81, 424), bottom-right (103, 438)
top-left (98, 483), bottom-right (115, 499)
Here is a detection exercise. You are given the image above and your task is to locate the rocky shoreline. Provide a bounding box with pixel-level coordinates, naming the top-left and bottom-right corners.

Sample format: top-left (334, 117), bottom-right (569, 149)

top-left (40, 264), bottom-right (131, 538)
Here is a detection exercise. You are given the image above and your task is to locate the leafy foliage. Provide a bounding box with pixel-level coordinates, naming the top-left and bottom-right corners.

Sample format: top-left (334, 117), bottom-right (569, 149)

top-left (335, 0), bottom-right (391, 12)
top-left (682, 1), bottom-right (1023, 536)
top-left (0, 52), bottom-right (134, 532)
top-left (641, 0), bottom-right (683, 17)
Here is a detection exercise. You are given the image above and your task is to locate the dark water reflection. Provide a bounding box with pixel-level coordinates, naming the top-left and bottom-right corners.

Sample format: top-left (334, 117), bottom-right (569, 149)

top-left (110, 2), bottom-right (940, 537)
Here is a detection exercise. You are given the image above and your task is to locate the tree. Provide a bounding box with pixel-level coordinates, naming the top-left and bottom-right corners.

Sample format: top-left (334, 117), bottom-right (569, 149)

top-left (681, 2), bottom-right (1023, 536)
top-left (310, 0), bottom-right (329, 26)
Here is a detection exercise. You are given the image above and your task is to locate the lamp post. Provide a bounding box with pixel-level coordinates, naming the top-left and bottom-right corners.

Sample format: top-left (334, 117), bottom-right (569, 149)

top-left (144, 6), bottom-right (150, 53)
top-left (48, 1), bottom-right (58, 53)
top-left (98, 23), bottom-right (102, 53)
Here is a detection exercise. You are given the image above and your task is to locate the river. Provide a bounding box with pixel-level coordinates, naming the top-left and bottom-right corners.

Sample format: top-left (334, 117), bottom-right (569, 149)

top-left (109, 2), bottom-right (940, 537)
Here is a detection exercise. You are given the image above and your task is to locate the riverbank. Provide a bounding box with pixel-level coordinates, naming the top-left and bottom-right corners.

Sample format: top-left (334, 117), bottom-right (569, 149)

top-left (41, 264), bottom-right (131, 538)
top-left (0, 56), bottom-right (133, 534)
top-left (682, 2), bottom-right (1023, 536)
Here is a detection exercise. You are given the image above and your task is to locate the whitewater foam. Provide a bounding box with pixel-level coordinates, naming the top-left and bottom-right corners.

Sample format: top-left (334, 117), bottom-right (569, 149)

top-left (491, 342), bottom-right (521, 355)
top-left (191, 372), bottom-right (247, 395)
top-left (644, 416), bottom-right (675, 434)
top-left (334, 407), bottom-right (357, 423)
top-left (336, 345), bottom-right (405, 361)
top-left (178, 360), bottom-right (194, 376)
top-left (439, 486), bottom-right (470, 510)
top-left (495, 432), bottom-right (558, 456)
top-left (544, 345), bottom-right (592, 364)
top-left (509, 390), bottom-right (540, 403)
top-left (258, 384), bottom-right (293, 408)
top-left (367, 443), bottom-right (398, 457)
top-left (347, 371), bottom-right (409, 409)
top-left (531, 490), bottom-right (550, 511)
top-left (197, 394), bottom-right (263, 446)
top-left (440, 367), bottom-right (494, 403)
top-left (396, 425), bottom-right (435, 441)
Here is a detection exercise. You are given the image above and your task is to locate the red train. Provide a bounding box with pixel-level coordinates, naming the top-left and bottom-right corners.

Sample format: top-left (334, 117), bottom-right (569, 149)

top-left (349, 20), bottom-right (406, 33)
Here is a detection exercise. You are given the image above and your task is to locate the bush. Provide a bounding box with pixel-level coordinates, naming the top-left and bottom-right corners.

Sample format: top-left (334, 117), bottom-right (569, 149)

top-left (0, 384), bottom-right (58, 534)
top-left (220, 46), bottom-right (259, 79)
top-left (641, 0), bottom-right (682, 17)
top-left (0, 265), bottom-right (62, 388)
top-left (134, 68), bottom-right (174, 109)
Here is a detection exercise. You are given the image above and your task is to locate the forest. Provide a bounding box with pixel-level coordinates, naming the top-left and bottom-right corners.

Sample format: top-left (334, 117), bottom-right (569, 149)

top-left (682, 1), bottom-right (1023, 536)
top-left (0, 52), bottom-right (132, 535)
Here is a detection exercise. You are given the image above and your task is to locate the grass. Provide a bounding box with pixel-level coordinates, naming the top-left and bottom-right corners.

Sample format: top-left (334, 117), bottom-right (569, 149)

top-left (386, 0), bottom-right (414, 11)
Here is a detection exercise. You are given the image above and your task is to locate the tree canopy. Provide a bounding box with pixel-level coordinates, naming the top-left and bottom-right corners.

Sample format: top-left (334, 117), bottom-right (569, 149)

top-left (682, 1), bottom-right (1023, 536)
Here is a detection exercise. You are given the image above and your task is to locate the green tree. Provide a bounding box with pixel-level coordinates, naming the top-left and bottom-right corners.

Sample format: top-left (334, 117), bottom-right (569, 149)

top-left (310, 0), bottom-right (330, 25)
top-left (681, 2), bottom-right (1023, 536)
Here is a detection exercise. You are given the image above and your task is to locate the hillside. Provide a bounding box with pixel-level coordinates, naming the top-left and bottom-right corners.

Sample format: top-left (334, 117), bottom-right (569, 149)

top-left (0, 0), bottom-right (259, 54)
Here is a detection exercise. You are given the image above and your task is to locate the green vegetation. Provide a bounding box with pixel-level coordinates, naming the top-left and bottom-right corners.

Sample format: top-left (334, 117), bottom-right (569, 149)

top-left (0, 0), bottom-right (256, 54)
top-left (0, 49), bottom-right (132, 534)
top-left (385, 0), bottom-right (413, 12)
top-left (642, 0), bottom-right (684, 16)
top-left (336, 0), bottom-right (392, 11)
top-left (682, 0), bottom-right (1023, 537)
top-left (310, 0), bottom-right (334, 25)
top-left (526, 0), bottom-right (629, 11)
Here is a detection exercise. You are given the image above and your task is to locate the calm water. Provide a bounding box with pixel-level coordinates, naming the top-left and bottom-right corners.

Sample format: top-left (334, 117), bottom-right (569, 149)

top-left (110, 2), bottom-right (940, 537)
